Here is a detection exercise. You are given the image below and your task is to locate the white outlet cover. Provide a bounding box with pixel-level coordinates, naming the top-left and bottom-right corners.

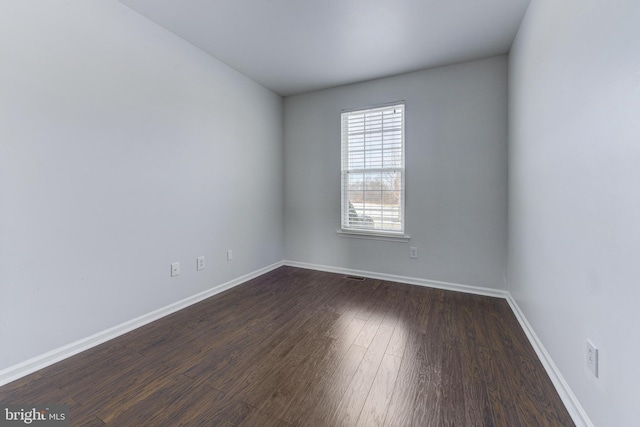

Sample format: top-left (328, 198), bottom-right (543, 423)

top-left (587, 340), bottom-right (598, 378)
top-left (227, 250), bottom-right (233, 261)
top-left (410, 247), bottom-right (418, 259)
top-left (171, 262), bottom-right (180, 277)
top-left (197, 256), bottom-right (205, 271)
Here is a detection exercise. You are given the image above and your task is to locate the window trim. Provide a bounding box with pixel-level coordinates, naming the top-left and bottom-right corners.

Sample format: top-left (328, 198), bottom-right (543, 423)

top-left (340, 102), bottom-right (406, 237)
top-left (335, 229), bottom-right (411, 242)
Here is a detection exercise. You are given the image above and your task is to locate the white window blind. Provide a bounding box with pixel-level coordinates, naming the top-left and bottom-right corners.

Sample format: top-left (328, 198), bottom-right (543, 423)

top-left (341, 103), bottom-right (405, 234)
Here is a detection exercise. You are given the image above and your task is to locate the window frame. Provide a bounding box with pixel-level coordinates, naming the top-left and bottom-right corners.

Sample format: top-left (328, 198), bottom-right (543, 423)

top-left (339, 102), bottom-right (409, 240)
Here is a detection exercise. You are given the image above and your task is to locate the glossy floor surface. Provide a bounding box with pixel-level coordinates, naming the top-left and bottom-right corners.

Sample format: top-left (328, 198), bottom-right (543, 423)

top-left (0, 267), bottom-right (574, 426)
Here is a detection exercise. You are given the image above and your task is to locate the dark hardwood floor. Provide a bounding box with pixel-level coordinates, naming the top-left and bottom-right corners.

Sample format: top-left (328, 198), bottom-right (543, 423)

top-left (0, 266), bottom-right (574, 426)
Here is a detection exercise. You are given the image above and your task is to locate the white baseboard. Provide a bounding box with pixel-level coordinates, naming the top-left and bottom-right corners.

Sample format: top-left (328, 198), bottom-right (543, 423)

top-left (283, 260), bottom-right (509, 298)
top-left (506, 295), bottom-right (593, 427)
top-left (0, 261), bottom-right (284, 387)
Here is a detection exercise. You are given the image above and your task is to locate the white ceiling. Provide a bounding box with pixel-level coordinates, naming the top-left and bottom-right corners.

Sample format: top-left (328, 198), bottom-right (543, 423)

top-left (118, 0), bottom-right (530, 96)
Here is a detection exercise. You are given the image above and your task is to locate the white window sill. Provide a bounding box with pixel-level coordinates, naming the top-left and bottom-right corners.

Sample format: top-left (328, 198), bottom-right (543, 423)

top-left (336, 230), bottom-right (411, 242)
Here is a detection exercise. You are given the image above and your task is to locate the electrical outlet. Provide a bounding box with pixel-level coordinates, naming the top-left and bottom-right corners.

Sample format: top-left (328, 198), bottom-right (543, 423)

top-left (227, 250), bottom-right (233, 261)
top-left (410, 247), bottom-right (418, 259)
top-left (587, 340), bottom-right (598, 377)
top-left (197, 256), bottom-right (205, 271)
top-left (171, 262), bottom-right (180, 277)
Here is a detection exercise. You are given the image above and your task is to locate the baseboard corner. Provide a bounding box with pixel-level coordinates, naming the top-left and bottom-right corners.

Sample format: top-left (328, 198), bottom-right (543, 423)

top-left (505, 294), bottom-right (593, 427)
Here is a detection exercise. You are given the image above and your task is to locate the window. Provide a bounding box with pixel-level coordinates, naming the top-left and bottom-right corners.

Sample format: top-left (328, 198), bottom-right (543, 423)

top-left (341, 103), bottom-right (405, 236)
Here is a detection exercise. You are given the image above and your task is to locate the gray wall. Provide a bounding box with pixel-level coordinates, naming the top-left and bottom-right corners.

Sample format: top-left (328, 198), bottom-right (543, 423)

top-left (0, 1), bottom-right (283, 370)
top-left (509, 0), bottom-right (640, 425)
top-left (284, 57), bottom-right (508, 289)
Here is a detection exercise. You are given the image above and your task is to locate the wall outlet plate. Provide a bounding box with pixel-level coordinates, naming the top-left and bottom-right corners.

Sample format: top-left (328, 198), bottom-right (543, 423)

top-left (171, 262), bottom-right (180, 277)
top-left (587, 340), bottom-right (598, 378)
top-left (197, 256), bottom-right (205, 271)
top-left (227, 250), bottom-right (233, 261)
top-left (410, 247), bottom-right (418, 259)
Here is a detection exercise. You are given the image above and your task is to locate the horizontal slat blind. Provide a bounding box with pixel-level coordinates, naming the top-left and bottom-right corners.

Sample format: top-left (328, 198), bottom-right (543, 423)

top-left (341, 103), bottom-right (405, 233)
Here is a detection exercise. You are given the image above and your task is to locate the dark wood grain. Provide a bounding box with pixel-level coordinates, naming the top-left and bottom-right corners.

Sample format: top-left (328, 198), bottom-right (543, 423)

top-left (458, 295), bottom-right (498, 427)
top-left (0, 266), bottom-right (574, 426)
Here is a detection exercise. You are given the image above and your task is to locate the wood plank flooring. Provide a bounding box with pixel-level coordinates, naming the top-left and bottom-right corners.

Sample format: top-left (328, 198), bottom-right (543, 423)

top-left (0, 266), bottom-right (574, 426)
